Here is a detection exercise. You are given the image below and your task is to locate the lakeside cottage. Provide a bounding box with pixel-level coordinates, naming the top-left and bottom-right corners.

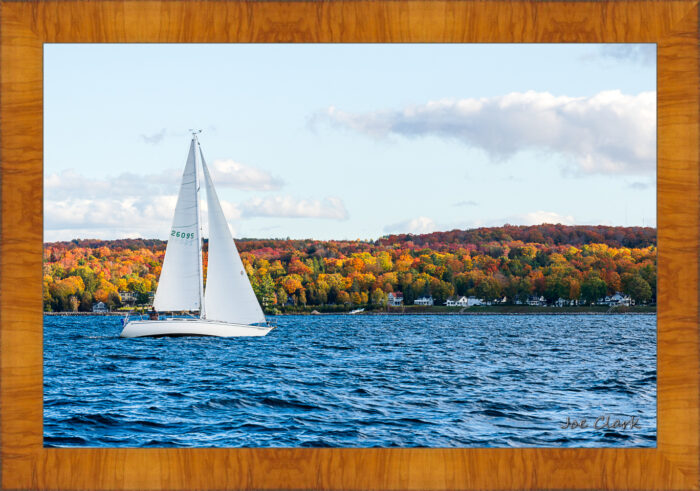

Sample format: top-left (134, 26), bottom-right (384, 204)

top-left (414, 296), bottom-right (434, 306)
top-left (445, 296), bottom-right (484, 307)
top-left (445, 296), bottom-right (466, 307)
top-left (555, 298), bottom-right (581, 307)
top-left (92, 302), bottom-right (109, 313)
top-left (119, 291), bottom-right (155, 307)
top-left (597, 292), bottom-right (633, 306)
top-left (119, 291), bottom-right (137, 305)
top-left (387, 292), bottom-right (404, 306)
top-left (526, 296), bottom-right (547, 307)
top-left (485, 296), bottom-right (508, 306)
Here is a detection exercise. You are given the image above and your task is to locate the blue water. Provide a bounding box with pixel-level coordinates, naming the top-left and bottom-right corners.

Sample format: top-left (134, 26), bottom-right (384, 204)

top-left (44, 314), bottom-right (656, 448)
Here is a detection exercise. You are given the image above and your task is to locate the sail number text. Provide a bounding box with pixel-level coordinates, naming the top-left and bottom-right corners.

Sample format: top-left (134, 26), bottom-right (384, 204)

top-left (171, 230), bottom-right (195, 240)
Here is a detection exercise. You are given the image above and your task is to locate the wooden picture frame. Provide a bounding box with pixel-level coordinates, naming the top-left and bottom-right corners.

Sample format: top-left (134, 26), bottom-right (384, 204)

top-left (1, 1), bottom-right (698, 489)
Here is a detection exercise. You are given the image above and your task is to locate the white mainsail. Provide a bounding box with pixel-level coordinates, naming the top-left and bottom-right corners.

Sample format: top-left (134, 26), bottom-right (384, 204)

top-left (153, 139), bottom-right (203, 312)
top-left (200, 146), bottom-right (267, 325)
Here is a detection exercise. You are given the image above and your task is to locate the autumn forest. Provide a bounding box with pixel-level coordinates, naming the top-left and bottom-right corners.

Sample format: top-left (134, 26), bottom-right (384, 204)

top-left (43, 224), bottom-right (657, 313)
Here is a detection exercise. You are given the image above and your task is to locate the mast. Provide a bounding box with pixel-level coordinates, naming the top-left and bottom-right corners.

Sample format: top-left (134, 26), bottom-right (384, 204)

top-left (191, 129), bottom-right (206, 319)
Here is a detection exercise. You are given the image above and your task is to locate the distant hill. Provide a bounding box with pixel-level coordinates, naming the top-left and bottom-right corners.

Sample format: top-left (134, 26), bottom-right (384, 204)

top-left (377, 224), bottom-right (656, 249)
top-left (46, 224), bottom-right (656, 252)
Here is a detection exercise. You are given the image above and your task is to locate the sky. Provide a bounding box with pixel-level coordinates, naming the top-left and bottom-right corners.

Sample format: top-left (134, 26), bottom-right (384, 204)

top-left (44, 43), bottom-right (656, 242)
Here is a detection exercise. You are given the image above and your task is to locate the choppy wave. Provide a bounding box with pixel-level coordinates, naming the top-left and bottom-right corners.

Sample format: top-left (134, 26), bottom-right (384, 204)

top-left (44, 314), bottom-right (656, 448)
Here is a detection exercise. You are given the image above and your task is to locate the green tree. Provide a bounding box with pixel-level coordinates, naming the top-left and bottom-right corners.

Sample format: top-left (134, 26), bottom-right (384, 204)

top-left (622, 273), bottom-right (652, 304)
top-left (106, 291), bottom-right (122, 310)
top-left (535, 250), bottom-right (551, 267)
top-left (255, 273), bottom-right (276, 306)
top-left (581, 275), bottom-right (607, 304)
top-left (78, 291), bottom-right (94, 312)
top-left (475, 276), bottom-right (502, 302)
top-left (637, 264), bottom-right (657, 302)
top-left (544, 275), bottom-right (567, 304)
top-left (431, 280), bottom-right (454, 305)
top-left (370, 288), bottom-right (387, 307)
top-left (502, 276), bottom-right (519, 303)
top-left (276, 287), bottom-right (288, 306)
top-left (515, 277), bottom-right (534, 303)
top-left (71, 266), bottom-right (99, 294)
top-left (43, 282), bottom-right (53, 312)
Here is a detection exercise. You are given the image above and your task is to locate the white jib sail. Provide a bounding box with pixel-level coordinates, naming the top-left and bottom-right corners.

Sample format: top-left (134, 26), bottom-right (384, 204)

top-left (200, 149), bottom-right (266, 325)
top-left (153, 138), bottom-right (203, 312)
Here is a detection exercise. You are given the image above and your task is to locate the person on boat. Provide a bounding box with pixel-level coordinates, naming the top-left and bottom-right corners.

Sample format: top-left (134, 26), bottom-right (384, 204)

top-left (148, 309), bottom-right (158, 321)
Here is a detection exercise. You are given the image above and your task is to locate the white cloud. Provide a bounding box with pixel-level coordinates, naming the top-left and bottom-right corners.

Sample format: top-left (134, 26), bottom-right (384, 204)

top-left (379, 211), bottom-right (577, 238)
top-left (316, 90), bottom-right (656, 175)
top-left (209, 159), bottom-right (283, 191)
top-left (140, 128), bottom-right (167, 145)
top-left (241, 196), bottom-right (349, 220)
top-left (460, 211), bottom-right (575, 229)
top-left (383, 212), bottom-right (572, 236)
top-left (628, 181), bottom-right (652, 190)
top-left (453, 200), bottom-right (478, 207)
top-left (44, 168), bottom-right (344, 240)
top-left (45, 169), bottom-right (182, 202)
top-left (384, 216), bottom-right (437, 234)
top-left (467, 211), bottom-right (575, 228)
top-left (507, 210), bottom-right (575, 226)
top-left (599, 45), bottom-right (655, 65)
top-left (216, 200), bottom-right (242, 221)
top-left (45, 228), bottom-right (158, 242)
top-left (44, 195), bottom-right (179, 240)
top-left (46, 158), bottom-right (282, 202)
top-left (44, 170), bottom-right (181, 239)
top-left (44, 194), bottom-right (245, 241)
top-left (43, 169), bottom-right (245, 240)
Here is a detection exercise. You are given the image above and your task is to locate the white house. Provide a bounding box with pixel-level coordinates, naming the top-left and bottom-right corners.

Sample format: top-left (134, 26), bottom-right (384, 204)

top-left (119, 291), bottom-right (137, 305)
top-left (485, 296), bottom-right (507, 306)
top-left (92, 301), bottom-right (108, 313)
top-left (445, 296), bottom-right (484, 307)
top-left (612, 292), bottom-right (632, 306)
top-left (467, 296), bottom-right (484, 306)
top-left (387, 292), bottom-right (404, 306)
top-left (599, 292), bottom-right (633, 306)
top-left (414, 296), bottom-right (434, 306)
top-left (555, 298), bottom-right (580, 307)
top-left (526, 295), bottom-right (547, 306)
top-left (445, 296), bottom-right (467, 307)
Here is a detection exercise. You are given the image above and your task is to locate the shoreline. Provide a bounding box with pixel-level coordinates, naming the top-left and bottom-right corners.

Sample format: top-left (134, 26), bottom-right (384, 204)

top-left (44, 310), bottom-right (657, 316)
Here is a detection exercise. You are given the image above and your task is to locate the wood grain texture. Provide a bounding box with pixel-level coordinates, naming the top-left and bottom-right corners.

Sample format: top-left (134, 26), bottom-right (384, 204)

top-left (1, 1), bottom-right (698, 489)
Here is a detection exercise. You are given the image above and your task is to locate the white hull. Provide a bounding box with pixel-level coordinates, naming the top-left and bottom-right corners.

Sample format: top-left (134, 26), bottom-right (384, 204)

top-left (120, 318), bottom-right (274, 338)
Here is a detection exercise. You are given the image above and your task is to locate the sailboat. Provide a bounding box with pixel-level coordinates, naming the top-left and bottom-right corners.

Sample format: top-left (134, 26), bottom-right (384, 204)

top-left (120, 132), bottom-right (274, 338)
